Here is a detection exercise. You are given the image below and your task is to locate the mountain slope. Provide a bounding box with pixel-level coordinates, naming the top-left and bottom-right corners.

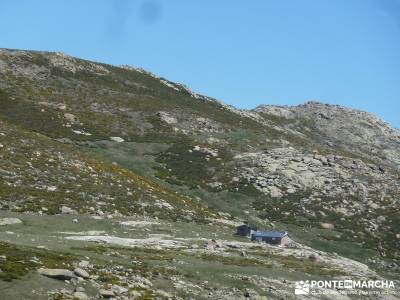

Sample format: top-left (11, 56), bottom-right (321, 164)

top-left (0, 48), bottom-right (399, 299)
top-left (0, 117), bottom-right (214, 222)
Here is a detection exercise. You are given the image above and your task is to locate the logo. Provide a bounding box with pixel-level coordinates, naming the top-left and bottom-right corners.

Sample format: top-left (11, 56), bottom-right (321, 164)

top-left (293, 279), bottom-right (396, 296)
top-left (295, 280), bottom-right (310, 295)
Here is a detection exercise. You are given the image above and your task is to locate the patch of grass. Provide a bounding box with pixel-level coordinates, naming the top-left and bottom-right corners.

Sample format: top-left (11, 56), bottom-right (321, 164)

top-left (274, 255), bottom-right (344, 276)
top-left (71, 245), bottom-right (109, 254)
top-left (0, 242), bottom-right (75, 281)
top-left (199, 253), bottom-right (272, 267)
top-left (247, 249), bottom-right (344, 277)
top-left (155, 139), bottom-right (233, 189)
top-left (130, 247), bottom-right (179, 262)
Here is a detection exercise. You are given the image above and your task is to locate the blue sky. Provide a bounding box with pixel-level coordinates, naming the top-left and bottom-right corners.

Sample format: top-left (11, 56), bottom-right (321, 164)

top-left (0, 0), bottom-right (399, 128)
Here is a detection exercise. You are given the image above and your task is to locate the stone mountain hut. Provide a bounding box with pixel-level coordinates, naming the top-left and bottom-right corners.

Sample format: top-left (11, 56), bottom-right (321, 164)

top-left (250, 230), bottom-right (290, 245)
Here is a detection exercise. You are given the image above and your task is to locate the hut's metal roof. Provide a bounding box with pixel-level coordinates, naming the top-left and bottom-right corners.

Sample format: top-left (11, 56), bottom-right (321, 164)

top-left (251, 231), bottom-right (288, 238)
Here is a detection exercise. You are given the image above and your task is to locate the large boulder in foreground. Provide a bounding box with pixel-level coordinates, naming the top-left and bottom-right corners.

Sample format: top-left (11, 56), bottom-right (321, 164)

top-left (0, 218), bottom-right (22, 226)
top-left (37, 268), bottom-right (75, 280)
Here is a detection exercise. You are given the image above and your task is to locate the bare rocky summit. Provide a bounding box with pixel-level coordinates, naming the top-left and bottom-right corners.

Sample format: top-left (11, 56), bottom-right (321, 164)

top-left (255, 102), bottom-right (400, 168)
